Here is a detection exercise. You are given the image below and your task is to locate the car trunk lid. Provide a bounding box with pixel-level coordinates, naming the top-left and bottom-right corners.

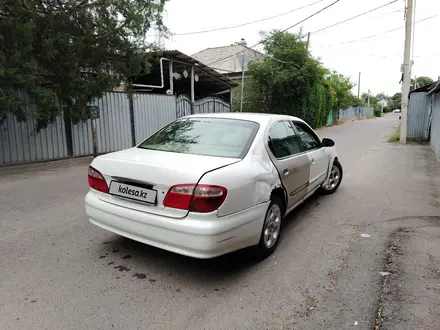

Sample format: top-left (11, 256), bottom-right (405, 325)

top-left (90, 147), bottom-right (239, 218)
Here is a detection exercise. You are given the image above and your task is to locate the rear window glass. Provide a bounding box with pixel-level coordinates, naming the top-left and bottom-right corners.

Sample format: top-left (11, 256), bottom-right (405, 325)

top-left (138, 117), bottom-right (260, 158)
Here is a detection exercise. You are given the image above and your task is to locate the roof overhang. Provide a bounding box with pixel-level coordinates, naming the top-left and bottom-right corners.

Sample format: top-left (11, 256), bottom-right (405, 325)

top-left (409, 80), bottom-right (439, 95)
top-left (133, 50), bottom-right (238, 93)
top-left (426, 80), bottom-right (440, 96)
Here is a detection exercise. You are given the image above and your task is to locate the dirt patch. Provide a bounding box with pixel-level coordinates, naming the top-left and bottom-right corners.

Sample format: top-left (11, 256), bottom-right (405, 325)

top-left (375, 227), bottom-right (440, 329)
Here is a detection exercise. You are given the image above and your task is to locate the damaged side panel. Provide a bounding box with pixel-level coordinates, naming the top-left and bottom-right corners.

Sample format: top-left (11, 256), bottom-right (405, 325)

top-left (198, 147), bottom-right (283, 218)
top-left (321, 147), bottom-right (338, 187)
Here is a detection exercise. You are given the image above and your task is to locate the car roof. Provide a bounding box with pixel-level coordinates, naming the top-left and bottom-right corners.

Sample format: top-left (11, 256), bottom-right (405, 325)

top-left (183, 112), bottom-right (306, 125)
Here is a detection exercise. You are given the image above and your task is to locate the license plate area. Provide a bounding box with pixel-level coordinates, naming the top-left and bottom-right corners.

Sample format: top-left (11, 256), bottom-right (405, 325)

top-left (109, 181), bottom-right (157, 205)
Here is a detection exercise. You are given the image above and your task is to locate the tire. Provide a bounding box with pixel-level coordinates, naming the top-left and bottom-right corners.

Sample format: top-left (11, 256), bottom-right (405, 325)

top-left (252, 195), bottom-right (284, 260)
top-left (319, 160), bottom-right (343, 195)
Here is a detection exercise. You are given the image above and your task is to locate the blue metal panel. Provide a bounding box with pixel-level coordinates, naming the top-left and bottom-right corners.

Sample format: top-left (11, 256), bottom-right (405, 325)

top-left (430, 93), bottom-right (440, 160)
top-left (407, 92), bottom-right (430, 140)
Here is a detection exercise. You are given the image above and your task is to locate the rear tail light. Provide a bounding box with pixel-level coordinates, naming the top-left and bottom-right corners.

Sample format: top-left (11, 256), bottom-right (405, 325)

top-left (88, 166), bottom-right (108, 193)
top-left (163, 184), bottom-right (227, 213)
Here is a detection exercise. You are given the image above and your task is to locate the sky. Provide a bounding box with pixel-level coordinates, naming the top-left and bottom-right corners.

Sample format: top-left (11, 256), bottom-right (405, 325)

top-left (151, 0), bottom-right (439, 97)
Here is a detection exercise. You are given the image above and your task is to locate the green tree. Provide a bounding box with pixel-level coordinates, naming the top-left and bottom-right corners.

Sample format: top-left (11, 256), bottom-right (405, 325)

top-left (328, 72), bottom-right (355, 110)
top-left (410, 76), bottom-right (434, 90)
top-left (0, 0), bottom-right (168, 129)
top-left (242, 31), bottom-right (339, 127)
top-left (388, 92), bottom-right (402, 111)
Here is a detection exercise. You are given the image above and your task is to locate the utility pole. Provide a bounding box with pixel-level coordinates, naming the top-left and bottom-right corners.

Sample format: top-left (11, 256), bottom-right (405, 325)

top-left (240, 51), bottom-right (245, 112)
top-left (306, 32), bottom-right (311, 52)
top-left (357, 72), bottom-right (361, 99)
top-left (400, 0), bottom-right (414, 144)
top-left (411, 0), bottom-right (417, 86)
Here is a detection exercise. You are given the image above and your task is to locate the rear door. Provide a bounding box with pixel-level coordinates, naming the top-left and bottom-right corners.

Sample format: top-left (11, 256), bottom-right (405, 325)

top-left (293, 121), bottom-right (330, 194)
top-left (267, 121), bottom-right (310, 209)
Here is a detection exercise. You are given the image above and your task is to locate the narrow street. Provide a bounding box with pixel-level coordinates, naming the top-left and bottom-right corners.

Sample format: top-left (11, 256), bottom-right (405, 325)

top-left (1, 113), bottom-right (439, 329)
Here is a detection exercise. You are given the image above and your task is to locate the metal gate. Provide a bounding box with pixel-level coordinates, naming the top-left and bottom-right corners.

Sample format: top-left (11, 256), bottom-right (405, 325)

top-left (176, 95), bottom-right (231, 118)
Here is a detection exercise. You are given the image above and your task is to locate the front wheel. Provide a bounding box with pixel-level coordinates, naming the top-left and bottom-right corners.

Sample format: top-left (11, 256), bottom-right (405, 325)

top-left (319, 160), bottom-right (343, 195)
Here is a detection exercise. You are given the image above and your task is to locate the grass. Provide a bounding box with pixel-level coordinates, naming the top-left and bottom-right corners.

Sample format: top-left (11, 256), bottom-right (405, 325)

top-left (388, 123), bottom-right (401, 143)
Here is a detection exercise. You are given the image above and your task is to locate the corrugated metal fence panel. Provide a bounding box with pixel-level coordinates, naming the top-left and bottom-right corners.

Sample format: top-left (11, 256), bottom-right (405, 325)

top-left (407, 92), bottom-right (430, 140)
top-left (72, 120), bottom-right (93, 157)
top-left (93, 92), bottom-right (132, 153)
top-left (339, 107), bottom-right (356, 120)
top-left (0, 93), bottom-right (68, 166)
top-left (363, 107), bottom-right (374, 118)
top-left (338, 106), bottom-right (374, 121)
top-left (430, 93), bottom-right (440, 160)
top-left (133, 94), bottom-right (177, 143)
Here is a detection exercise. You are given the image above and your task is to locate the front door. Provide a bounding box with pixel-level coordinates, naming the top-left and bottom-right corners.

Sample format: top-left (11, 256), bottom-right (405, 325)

top-left (293, 121), bottom-right (330, 194)
top-left (267, 121), bottom-right (310, 209)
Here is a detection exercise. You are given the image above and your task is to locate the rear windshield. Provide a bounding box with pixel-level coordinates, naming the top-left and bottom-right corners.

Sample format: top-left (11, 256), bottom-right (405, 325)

top-left (138, 117), bottom-right (260, 158)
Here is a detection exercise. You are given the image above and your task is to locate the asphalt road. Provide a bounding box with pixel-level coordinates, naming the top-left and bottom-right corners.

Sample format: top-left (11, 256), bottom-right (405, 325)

top-left (1, 113), bottom-right (439, 330)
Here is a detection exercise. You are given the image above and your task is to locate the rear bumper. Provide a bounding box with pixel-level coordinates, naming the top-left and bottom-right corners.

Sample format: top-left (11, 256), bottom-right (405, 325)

top-left (85, 191), bottom-right (268, 259)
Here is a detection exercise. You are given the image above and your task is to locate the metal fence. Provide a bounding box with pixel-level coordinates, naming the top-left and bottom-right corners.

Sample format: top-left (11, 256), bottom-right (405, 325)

top-left (133, 93), bottom-right (177, 144)
top-left (0, 92), bottom-right (69, 165)
top-left (338, 106), bottom-right (374, 121)
top-left (0, 92), bottom-right (231, 166)
top-left (176, 95), bottom-right (231, 118)
top-left (407, 92), bottom-right (431, 141)
top-left (194, 97), bottom-right (231, 114)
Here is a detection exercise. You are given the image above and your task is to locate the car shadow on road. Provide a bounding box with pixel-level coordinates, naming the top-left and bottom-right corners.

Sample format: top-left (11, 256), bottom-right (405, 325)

top-left (95, 194), bottom-right (320, 286)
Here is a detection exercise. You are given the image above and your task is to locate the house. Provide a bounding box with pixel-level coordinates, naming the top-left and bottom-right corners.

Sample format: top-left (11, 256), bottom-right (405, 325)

top-left (406, 78), bottom-right (440, 160)
top-left (191, 39), bottom-right (265, 82)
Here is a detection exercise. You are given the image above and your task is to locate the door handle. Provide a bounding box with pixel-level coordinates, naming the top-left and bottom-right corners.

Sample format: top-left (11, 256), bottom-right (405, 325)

top-left (282, 169), bottom-right (289, 176)
top-left (310, 159), bottom-right (315, 165)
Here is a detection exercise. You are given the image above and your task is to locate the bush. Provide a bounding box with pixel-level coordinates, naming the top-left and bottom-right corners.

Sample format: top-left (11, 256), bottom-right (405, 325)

top-left (374, 108), bottom-right (381, 117)
top-left (388, 123), bottom-right (401, 142)
top-left (383, 106), bottom-right (392, 113)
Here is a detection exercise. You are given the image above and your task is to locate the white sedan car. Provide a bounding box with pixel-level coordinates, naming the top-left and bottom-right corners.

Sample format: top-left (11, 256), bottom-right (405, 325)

top-left (85, 113), bottom-right (342, 260)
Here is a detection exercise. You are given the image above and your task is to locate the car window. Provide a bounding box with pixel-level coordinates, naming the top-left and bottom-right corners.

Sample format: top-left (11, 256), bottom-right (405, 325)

top-left (293, 122), bottom-right (322, 151)
top-left (268, 121), bottom-right (303, 158)
top-left (137, 118), bottom-right (260, 159)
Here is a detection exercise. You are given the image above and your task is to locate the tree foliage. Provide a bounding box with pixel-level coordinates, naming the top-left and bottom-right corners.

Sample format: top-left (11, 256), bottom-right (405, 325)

top-left (410, 76), bottom-right (434, 90)
top-left (388, 92), bottom-right (402, 111)
top-left (0, 0), bottom-right (168, 129)
top-left (235, 31), bottom-right (357, 128)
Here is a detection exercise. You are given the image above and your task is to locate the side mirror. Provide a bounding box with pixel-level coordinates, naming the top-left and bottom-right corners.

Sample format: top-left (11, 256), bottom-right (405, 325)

top-left (322, 138), bottom-right (335, 147)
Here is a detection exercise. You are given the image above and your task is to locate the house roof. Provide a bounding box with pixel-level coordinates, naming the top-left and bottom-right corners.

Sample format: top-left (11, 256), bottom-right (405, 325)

top-left (191, 42), bottom-right (265, 74)
top-left (427, 80), bottom-right (440, 96)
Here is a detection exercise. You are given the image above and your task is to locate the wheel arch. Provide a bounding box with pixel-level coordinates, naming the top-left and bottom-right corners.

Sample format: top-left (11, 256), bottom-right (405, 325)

top-left (270, 187), bottom-right (287, 215)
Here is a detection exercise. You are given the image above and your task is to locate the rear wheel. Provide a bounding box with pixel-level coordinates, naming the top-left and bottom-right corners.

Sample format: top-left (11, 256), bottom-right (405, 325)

top-left (252, 196), bottom-right (284, 260)
top-left (319, 160), bottom-right (343, 195)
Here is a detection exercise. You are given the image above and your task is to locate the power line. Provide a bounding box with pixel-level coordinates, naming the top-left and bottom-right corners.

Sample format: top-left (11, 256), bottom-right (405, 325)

top-left (205, 0), bottom-right (341, 67)
top-left (311, 0), bottom-right (399, 34)
top-left (270, 0), bottom-right (341, 37)
top-left (370, 8), bottom-right (403, 20)
top-left (151, 0), bottom-right (326, 37)
top-left (317, 13), bottom-right (439, 48)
